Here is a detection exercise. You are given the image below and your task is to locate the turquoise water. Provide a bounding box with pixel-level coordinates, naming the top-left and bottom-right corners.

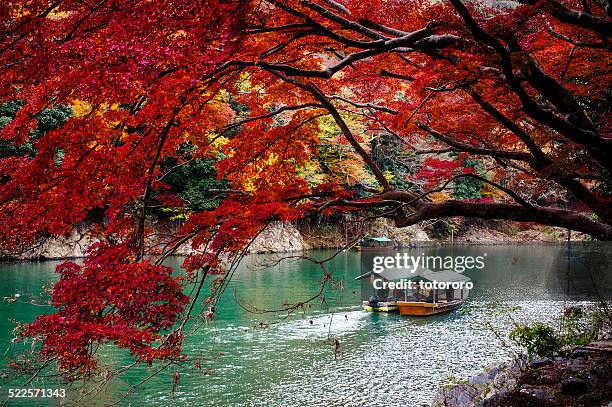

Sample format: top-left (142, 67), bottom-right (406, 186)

top-left (0, 245), bottom-right (610, 406)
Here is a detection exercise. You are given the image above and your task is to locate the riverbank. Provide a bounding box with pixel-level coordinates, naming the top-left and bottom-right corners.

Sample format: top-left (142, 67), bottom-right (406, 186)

top-left (432, 339), bottom-right (612, 407)
top-left (0, 217), bottom-right (590, 261)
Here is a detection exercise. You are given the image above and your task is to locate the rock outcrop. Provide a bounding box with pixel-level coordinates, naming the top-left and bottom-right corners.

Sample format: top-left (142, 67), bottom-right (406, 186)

top-left (432, 343), bottom-right (612, 407)
top-left (433, 359), bottom-right (523, 407)
top-left (247, 222), bottom-right (305, 253)
top-left (6, 226), bottom-right (101, 260)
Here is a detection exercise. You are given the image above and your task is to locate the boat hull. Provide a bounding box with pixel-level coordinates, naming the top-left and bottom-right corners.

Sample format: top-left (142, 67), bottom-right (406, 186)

top-left (355, 245), bottom-right (395, 251)
top-left (396, 300), bottom-right (463, 316)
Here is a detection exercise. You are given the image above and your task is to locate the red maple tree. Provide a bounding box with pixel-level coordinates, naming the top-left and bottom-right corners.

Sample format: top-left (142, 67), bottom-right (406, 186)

top-left (1, 0), bottom-right (610, 381)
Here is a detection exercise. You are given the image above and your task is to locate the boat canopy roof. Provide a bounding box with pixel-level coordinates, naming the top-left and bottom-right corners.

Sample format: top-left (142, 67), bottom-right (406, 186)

top-left (418, 270), bottom-right (471, 283)
top-left (363, 236), bottom-right (392, 242)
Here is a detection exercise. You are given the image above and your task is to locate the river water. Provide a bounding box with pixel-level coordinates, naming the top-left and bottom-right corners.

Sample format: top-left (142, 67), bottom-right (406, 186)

top-left (1, 244), bottom-right (610, 406)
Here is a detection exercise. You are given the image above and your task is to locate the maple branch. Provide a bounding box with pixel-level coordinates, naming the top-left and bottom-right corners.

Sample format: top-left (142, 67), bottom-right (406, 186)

top-left (328, 95), bottom-right (398, 114)
top-left (424, 79), bottom-right (476, 92)
top-left (365, 112), bottom-right (457, 158)
top-left (358, 18), bottom-right (424, 37)
top-left (327, 171), bottom-right (553, 230)
top-left (402, 90), bottom-right (436, 127)
top-left (417, 123), bottom-right (536, 164)
top-left (369, 52), bottom-right (612, 224)
top-left (413, 147), bottom-right (454, 154)
top-left (380, 173), bottom-right (534, 210)
top-left (380, 70), bottom-right (415, 81)
top-left (548, 28), bottom-right (612, 49)
top-left (303, 0), bottom-right (389, 40)
top-left (466, 66), bottom-right (612, 224)
top-left (395, 201), bottom-right (612, 240)
top-left (517, 0), bottom-right (612, 37)
top-left (220, 9), bottom-right (456, 79)
top-left (245, 23), bottom-right (311, 34)
top-left (259, 30), bottom-right (315, 59)
top-left (257, 32), bottom-right (458, 78)
top-left (222, 103), bottom-right (324, 132)
top-left (321, 0), bottom-right (352, 15)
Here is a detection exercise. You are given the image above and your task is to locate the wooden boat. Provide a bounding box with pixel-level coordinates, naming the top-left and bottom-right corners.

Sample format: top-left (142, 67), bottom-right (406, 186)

top-left (396, 270), bottom-right (471, 316)
top-left (356, 236), bottom-right (394, 251)
top-left (357, 268), bottom-right (471, 316)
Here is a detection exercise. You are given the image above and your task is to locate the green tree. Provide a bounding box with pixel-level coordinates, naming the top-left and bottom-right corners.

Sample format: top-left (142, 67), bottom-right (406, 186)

top-left (371, 132), bottom-right (415, 191)
top-left (453, 158), bottom-right (485, 200)
top-left (163, 157), bottom-right (229, 212)
top-left (0, 101), bottom-right (72, 159)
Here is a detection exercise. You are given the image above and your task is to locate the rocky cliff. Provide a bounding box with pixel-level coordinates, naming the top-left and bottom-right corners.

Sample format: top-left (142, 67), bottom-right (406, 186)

top-left (1, 218), bottom-right (588, 261)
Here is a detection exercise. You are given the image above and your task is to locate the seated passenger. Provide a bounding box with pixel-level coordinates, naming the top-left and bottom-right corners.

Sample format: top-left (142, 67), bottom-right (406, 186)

top-left (446, 288), bottom-right (454, 301)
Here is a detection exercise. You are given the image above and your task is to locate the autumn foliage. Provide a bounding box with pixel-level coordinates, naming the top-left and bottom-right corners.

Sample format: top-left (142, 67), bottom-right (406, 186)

top-left (0, 0), bottom-right (611, 378)
top-left (21, 243), bottom-right (188, 374)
